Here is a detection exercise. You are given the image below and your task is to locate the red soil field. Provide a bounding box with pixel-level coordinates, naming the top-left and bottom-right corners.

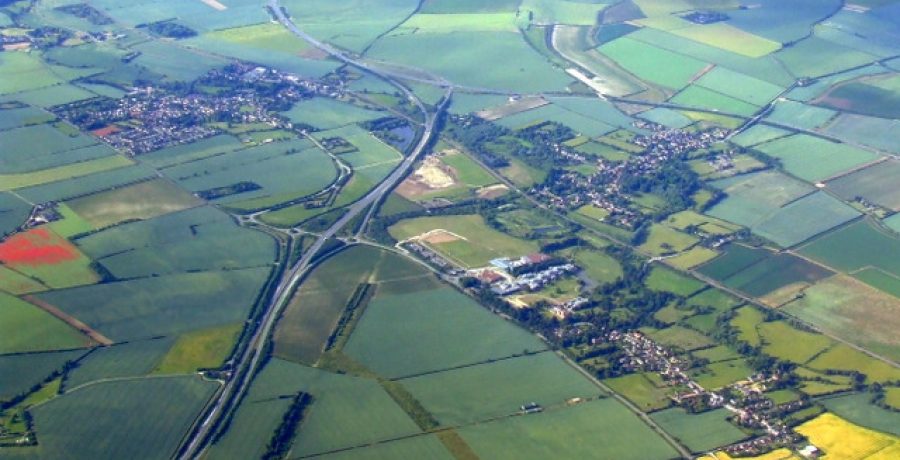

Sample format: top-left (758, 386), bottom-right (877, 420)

top-left (0, 228), bottom-right (79, 266)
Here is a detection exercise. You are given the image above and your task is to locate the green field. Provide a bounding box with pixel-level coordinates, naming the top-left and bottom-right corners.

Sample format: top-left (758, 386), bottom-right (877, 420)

top-left (345, 287), bottom-right (546, 378)
top-left (400, 352), bottom-right (602, 426)
top-left (670, 85), bottom-right (761, 117)
top-left (642, 325), bottom-right (714, 351)
top-left (694, 66), bottom-right (785, 106)
top-left (0, 350), bottom-right (87, 402)
top-left (645, 266), bottom-right (705, 297)
top-left (751, 191), bottom-right (860, 248)
top-left (315, 436), bottom-right (454, 459)
top-left (822, 113), bottom-right (900, 154)
top-left (808, 344), bottom-right (900, 383)
top-left (76, 206), bottom-right (275, 278)
top-left (520, 0), bottom-right (608, 26)
top-left (800, 219), bottom-right (900, 278)
top-left (458, 398), bottom-right (679, 460)
top-left (707, 170), bottom-right (814, 228)
top-left (717, 249), bottom-right (833, 298)
top-left (650, 408), bottom-right (747, 453)
top-left (438, 150), bottom-right (497, 187)
top-left (63, 338), bottom-right (175, 389)
top-left (691, 359), bottom-right (754, 389)
top-left (783, 275), bottom-right (900, 362)
top-left (730, 125), bottom-right (791, 147)
top-left (66, 178), bottom-right (201, 229)
top-left (754, 134), bottom-right (881, 182)
top-left (0, 292), bottom-right (87, 354)
top-left (0, 52), bottom-right (66, 95)
top-left (638, 224), bottom-right (699, 256)
top-left (142, 134), bottom-right (244, 168)
top-left (603, 372), bottom-right (672, 411)
top-left (0, 155), bottom-right (134, 192)
top-left (567, 247), bottom-right (623, 284)
top-left (828, 160), bottom-right (900, 211)
top-left (388, 214), bottom-right (538, 267)
top-left (153, 323), bottom-right (242, 374)
top-left (37, 268), bottom-right (270, 341)
top-left (550, 25), bottom-right (646, 97)
top-left (758, 321), bottom-right (834, 364)
top-left (775, 37), bottom-right (877, 78)
top-left (282, 97), bottom-right (386, 130)
top-left (28, 376), bottom-right (217, 460)
top-left (495, 103), bottom-right (615, 138)
top-left (765, 99), bottom-right (837, 130)
top-left (598, 37), bottom-right (708, 90)
top-left (819, 393), bottom-right (900, 437)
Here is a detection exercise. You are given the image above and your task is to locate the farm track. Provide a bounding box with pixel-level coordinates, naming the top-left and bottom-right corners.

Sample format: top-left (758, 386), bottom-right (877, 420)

top-left (22, 294), bottom-right (113, 346)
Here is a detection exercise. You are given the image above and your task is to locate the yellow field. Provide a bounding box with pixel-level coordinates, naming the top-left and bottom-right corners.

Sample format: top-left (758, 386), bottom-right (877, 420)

top-left (796, 413), bottom-right (900, 459)
top-left (710, 448), bottom-right (799, 460)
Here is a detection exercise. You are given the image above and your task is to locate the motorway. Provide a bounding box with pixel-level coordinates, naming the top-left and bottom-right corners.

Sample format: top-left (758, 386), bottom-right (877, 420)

top-left (177, 4), bottom-right (449, 458)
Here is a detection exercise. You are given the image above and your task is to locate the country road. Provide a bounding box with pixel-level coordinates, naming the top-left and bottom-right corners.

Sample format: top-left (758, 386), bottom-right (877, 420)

top-left (176, 4), bottom-right (449, 458)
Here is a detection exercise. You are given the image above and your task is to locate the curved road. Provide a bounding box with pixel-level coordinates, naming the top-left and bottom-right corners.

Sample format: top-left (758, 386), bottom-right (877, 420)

top-left (177, 5), bottom-right (450, 458)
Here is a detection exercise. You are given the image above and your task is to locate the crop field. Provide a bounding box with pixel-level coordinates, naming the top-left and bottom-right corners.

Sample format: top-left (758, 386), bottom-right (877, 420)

top-left (314, 435), bottom-right (453, 459)
top-left (2, 124), bottom-right (106, 173)
top-left (458, 398), bottom-right (679, 460)
top-left (36, 267), bottom-right (269, 341)
top-left (694, 67), bottom-right (785, 106)
top-left (131, 40), bottom-right (227, 82)
top-left (75, 206), bottom-right (274, 278)
top-left (638, 224), bottom-right (699, 256)
top-left (796, 413), bottom-right (900, 460)
top-left (775, 37), bottom-right (877, 79)
top-left (63, 338), bottom-right (174, 389)
top-left (66, 179), bottom-right (201, 229)
top-left (730, 125), bottom-right (791, 147)
top-left (823, 113), bottom-right (900, 154)
top-left (783, 275), bottom-right (900, 362)
top-left (645, 266), bottom-right (705, 297)
top-left (202, 22), bottom-right (312, 54)
top-left (29, 376), bottom-right (217, 460)
top-left (799, 219), bottom-right (900, 278)
top-left (828, 160), bottom-right (900, 211)
top-left (185, 33), bottom-right (340, 79)
top-left (753, 134), bottom-right (882, 182)
top-left (438, 150), bottom-right (496, 187)
top-left (670, 22), bottom-right (781, 57)
top-left (0, 191), bottom-right (31, 236)
top-left (495, 104), bottom-right (615, 138)
top-left (809, 344), bottom-right (900, 383)
top-left (707, 170), bottom-right (813, 228)
top-left (815, 79), bottom-right (900, 120)
top-left (388, 214), bottom-right (538, 267)
top-left (142, 135), bottom-right (244, 168)
top-left (764, 99), bottom-right (837, 130)
top-left (0, 292), bottom-right (87, 354)
top-left (153, 323), bottom-right (242, 375)
top-left (693, 345), bottom-right (741, 363)
top-left (650, 408), bottom-right (747, 453)
top-left (520, 0), bottom-right (608, 26)
top-left (664, 211), bottom-right (741, 235)
top-left (752, 191), bottom-right (860, 248)
top-left (670, 85), bottom-right (761, 117)
top-left (719, 250), bottom-right (833, 298)
top-left (603, 372), bottom-right (672, 411)
top-left (0, 227), bottom-right (98, 289)
top-left (598, 37), bottom-right (708, 90)
top-left (274, 246), bottom-right (387, 364)
top-left (14, 163), bottom-right (156, 204)
top-left (0, 350), bottom-right (87, 402)
top-left (0, 153), bottom-right (134, 192)
top-left (282, 97), bottom-right (386, 130)
top-left (400, 352), bottom-right (601, 426)
top-left (820, 393), bottom-right (900, 436)
top-left (697, 244), bottom-right (771, 281)
top-left (637, 107), bottom-right (693, 128)
top-left (367, 31), bottom-right (572, 93)
top-left (314, 125), bottom-right (402, 169)
top-left (161, 139), bottom-right (337, 209)
top-left (0, 105), bottom-right (54, 131)
top-left (345, 287), bottom-right (546, 378)
top-left (550, 26), bottom-right (647, 97)
top-left (0, 52), bottom-right (66, 95)
top-left (393, 12), bottom-right (518, 34)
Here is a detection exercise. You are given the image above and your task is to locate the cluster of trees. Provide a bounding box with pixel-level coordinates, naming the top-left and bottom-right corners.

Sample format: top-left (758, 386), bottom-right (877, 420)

top-left (144, 20), bottom-right (197, 39)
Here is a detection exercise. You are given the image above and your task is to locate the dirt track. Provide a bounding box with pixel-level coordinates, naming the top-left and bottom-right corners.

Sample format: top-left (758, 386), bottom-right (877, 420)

top-left (23, 295), bottom-right (113, 346)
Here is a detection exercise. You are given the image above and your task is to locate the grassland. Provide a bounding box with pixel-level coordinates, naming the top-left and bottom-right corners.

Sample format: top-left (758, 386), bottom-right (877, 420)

top-left (400, 352), bottom-right (601, 426)
top-left (0, 51), bottom-right (66, 95)
top-left (0, 292), bottom-right (87, 354)
top-left (638, 224), bottom-right (699, 256)
top-left (282, 97), bottom-right (386, 130)
top-left (809, 344), bottom-right (900, 383)
top-left (0, 155), bottom-right (133, 191)
top-left (828, 160), bottom-right (900, 211)
top-left (345, 287), bottom-right (546, 378)
top-left (388, 214), bottom-right (538, 267)
top-left (650, 408), bottom-right (747, 453)
top-left (598, 37), bottom-right (708, 90)
top-left (567, 247), bottom-right (623, 284)
top-left (800, 219), bottom-right (900, 279)
top-left (796, 413), bottom-right (900, 460)
top-left (754, 134), bottom-right (881, 182)
top-left (751, 191), bottom-right (860, 248)
top-left (153, 323), bottom-right (242, 374)
top-left (439, 150), bottom-right (496, 187)
top-left (66, 178), bottom-right (201, 229)
top-left (776, 37), bottom-right (878, 79)
top-left (783, 275), bottom-right (900, 362)
top-left (458, 398), bottom-right (679, 460)
top-left (757, 321), bottom-right (834, 364)
top-left (603, 372), bottom-right (671, 411)
top-left (765, 99), bottom-right (837, 130)
top-left (694, 66), bottom-right (785, 106)
top-left (670, 85), bottom-right (761, 117)
top-left (29, 376), bottom-right (218, 460)
top-left (642, 325), bottom-right (714, 351)
top-left (691, 359), bottom-right (754, 389)
top-left (646, 266), bottom-right (705, 297)
top-left (707, 170), bottom-right (813, 228)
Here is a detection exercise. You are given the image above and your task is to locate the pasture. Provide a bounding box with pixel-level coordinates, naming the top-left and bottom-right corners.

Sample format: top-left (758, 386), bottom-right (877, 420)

top-left (775, 37), bottom-right (877, 79)
top-left (650, 408), bottom-right (748, 453)
top-left (0, 51), bottom-right (66, 95)
top-left (344, 287), bottom-right (546, 378)
top-left (642, 325), bottom-right (714, 351)
top-left (567, 248), bottom-right (623, 285)
top-left (808, 344), bottom-right (900, 383)
top-left (36, 267), bottom-right (270, 341)
top-left (388, 214), bottom-right (538, 267)
top-left (66, 178), bottom-right (201, 229)
top-left (823, 113), bottom-right (900, 154)
top-left (754, 134), bottom-right (881, 182)
top-left (691, 359), bottom-right (754, 389)
top-left (400, 351), bottom-right (601, 426)
top-left (153, 323), bottom-right (242, 374)
top-left (757, 321), bottom-right (834, 364)
top-left (645, 266), bottom-right (705, 297)
top-left (495, 104), bottom-right (615, 138)
top-left (458, 398), bottom-right (679, 460)
top-left (637, 224), bottom-right (699, 256)
top-left (783, 275), bottom-right (900, 362)
top-left (730, 125), bottom-right (791, 147)
top-left (0, 292), bottom-right (87, 354)
top-left (29, 376), bottom-right (217, 460)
